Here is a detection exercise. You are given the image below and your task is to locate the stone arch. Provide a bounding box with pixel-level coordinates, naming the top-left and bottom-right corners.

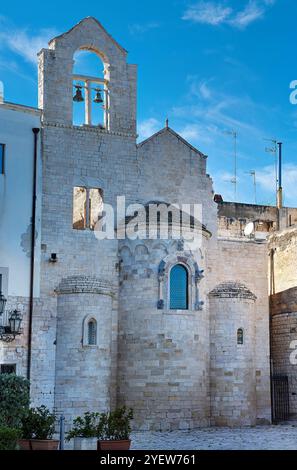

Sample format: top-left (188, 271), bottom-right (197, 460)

top-left (83, 312), bottom-right (99, 346)
top-left (119, 246), bottom-right (132, 264)
top-left (74, 44), bottom-right (110, 69)
top-left (72, 45), bottom-right (108, 127)
top-left (152, 241), bottom-right (169, 254)
top-left (134, 244), bottom-right (149, 257)
top-left (169, 263), bottom-right (189, 310)
top-left (39, 17), bottom-right (136, 134)
top-left (157, 252), bottom-right (204, 311)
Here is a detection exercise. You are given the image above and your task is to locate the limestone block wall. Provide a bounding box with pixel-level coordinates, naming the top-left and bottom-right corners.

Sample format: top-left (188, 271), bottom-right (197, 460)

top-left (209, 283), bottom-right (257, 426)
top-left (117, 230), bottom-right (210, 431)
top-left (270, 283), bottom-right (297, 416)
top-left (136, 127), bottom-right (218, 242)
top-left (34, 15), bottom-right (139, 410)
top-left (207, 237), bottom-right (271, 424)
top-left (268, 228), bottom-right (297, 417)
top-left (217, 202), bottom-right (297, 237)
top-left (269, 227), bottom-right (297, 294)
top-left (31, 125), bottom-right (129, 409)
top-left (54, 276), bottom-right (115, 427)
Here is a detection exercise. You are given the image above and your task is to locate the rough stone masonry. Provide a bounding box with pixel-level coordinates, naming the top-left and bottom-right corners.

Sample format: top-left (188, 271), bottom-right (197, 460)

top-left (1, 17), bottom-right (297, 432)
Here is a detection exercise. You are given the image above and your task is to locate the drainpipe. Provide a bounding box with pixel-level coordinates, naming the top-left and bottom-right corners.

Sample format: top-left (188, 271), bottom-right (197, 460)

top-left (27, 128), bottom-right (40, 381)
top-left (269, 248), bottom-right (275, 423)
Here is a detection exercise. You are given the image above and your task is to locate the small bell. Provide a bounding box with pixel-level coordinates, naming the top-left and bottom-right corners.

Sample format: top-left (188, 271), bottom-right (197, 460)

top-left (93, 88), bottom-right (104, 104)
top-left (73, 86), bottom-right (84, 102)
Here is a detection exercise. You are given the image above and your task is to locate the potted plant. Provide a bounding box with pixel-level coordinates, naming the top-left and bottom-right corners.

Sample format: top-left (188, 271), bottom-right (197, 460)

top-left (66, 412), bottom-right (100, 450)
top-left (21, 406), bottom-right (59, 450)
top-left (0, 374), bottom-right (30, 450)
top-left (0, 426), bottom-right (21, 450)
top-left (97, 406), bottom-right (133, 450)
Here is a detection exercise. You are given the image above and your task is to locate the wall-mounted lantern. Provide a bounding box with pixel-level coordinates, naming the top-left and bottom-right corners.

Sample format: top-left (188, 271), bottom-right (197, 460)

top-left (0, 309), bottom-right (23, 343)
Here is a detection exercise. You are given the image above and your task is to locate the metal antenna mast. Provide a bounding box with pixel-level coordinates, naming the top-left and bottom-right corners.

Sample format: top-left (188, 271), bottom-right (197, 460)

top-left (224, 130), bottom-right (238, 202)
top-left (264, 138), bottom-right (278, 206)
top-left (277, 142), bottom-right (283, 210)
top-left (245, 170), bottom-right (257, 204)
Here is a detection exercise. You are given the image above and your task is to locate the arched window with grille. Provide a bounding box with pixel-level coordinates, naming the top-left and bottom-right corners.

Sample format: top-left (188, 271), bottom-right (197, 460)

top-left (170, 264), bottom-right (188, 310)
top-left (237, 328), bottom-right (244, 345)
top-left (88, 319), bottom-right (97, 345)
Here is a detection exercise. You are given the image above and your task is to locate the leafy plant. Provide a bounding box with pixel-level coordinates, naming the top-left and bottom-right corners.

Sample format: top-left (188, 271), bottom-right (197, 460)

top-left (97, 407), bottom-right (133, 441)
top-left (21, 406), bottom-right (56, 440)
top-left (66, 412), bottom-right (100, 440)
top-left (0, 426), bottom-right (21, 450)
top-left (66, 407), bottom-right (134, 441)
top-left (0, 374), bottom-right (30, 428)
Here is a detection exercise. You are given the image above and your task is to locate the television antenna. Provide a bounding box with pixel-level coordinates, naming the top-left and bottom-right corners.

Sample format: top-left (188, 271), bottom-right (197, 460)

top-left (224, 130), bottom-right (238, 202)
top-left (245, 170), bottom-right (257, 204)
top-left (264, 138), bottom-right (278, 205)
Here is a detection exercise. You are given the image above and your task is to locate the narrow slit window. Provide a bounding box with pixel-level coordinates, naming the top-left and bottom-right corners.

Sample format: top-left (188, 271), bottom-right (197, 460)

top-left (88, 320), bottom-right (97, 346)
top-left (237, 328), bottom-right (244, 345)
top-left (170, 264), bottom-right (188, 310)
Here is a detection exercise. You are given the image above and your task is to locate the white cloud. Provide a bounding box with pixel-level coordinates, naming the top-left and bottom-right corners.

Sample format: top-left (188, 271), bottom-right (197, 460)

top-left (256, 164), bottom-right (297, 206)
top-left (182, 0), bottom-right (276, 29)
top-left (169, 75), bottom-right (290, 203)
top-left (230, 1), bottom-right (264, 29)
top-left (182, 1), bottom-right (232, 25)
top-left (129, 22), bottom-right (160, 35)
top-left (138, 118), bottom-right (161, 141)
top-left (0, 17), bottom-right (57, 65)
top-left (179, 122), bottom-right (219, 145)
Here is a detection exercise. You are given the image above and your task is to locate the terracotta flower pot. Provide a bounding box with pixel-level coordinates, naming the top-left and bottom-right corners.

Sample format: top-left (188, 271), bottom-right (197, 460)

top-left (97, 439), bottom-right (131, 450)
top-left (18, 439), bottom-right (32, 450)
top-left (30, 439), bottom-right (60, 450)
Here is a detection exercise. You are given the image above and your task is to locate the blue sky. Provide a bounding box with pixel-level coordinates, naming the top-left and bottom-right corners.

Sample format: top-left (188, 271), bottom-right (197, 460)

top-left (0, 0), bottom-right (297, 206)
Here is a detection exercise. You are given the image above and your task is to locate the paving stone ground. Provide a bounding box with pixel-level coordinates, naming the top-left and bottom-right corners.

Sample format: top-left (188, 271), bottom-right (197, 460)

top-left (131, 425), bottom-right (297, 450)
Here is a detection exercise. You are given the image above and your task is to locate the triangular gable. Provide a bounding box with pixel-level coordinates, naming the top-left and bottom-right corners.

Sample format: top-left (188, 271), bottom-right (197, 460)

top-left (137, 126), bottom-right (207, 158)
top-left (48, 16), bottom-right (127, 55)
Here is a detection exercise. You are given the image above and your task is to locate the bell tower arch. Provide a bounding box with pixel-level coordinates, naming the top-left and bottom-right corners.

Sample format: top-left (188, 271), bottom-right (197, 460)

top-left (38, 17), bottom-right (137, 134)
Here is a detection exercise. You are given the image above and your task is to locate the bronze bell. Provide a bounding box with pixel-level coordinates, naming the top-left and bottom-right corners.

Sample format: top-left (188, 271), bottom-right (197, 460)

top-left (93, 88), bottom-right (103, 104)
top-left (73, 86), bottom-right (84, 102)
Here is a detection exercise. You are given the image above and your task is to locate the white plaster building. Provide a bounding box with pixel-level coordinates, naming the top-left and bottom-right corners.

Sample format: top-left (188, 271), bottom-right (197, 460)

top-left (0, 100), bottom-right (41, 376)
top-left (0, 17), bottom-right (297, 431)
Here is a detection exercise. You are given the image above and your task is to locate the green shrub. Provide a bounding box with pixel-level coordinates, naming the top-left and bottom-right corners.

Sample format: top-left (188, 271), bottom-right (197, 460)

top-left (0, 426), bottom-right (21, 450)
top-left (0, 374), bottom-right (30, 428)
top-left (67, 407), bottom-right (133, 441)
top-left (97, 407), bottom-right (133, 441)
top-left (21, 406), bottom-right (56, 440)
top-left (66, 412), bottom-right (101, 440)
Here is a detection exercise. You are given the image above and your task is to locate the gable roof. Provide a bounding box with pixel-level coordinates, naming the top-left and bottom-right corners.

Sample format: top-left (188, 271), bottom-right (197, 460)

top-left (137, 126), bottom-right (207, 158)
top-left (48, 17), bottom-right (127, 55)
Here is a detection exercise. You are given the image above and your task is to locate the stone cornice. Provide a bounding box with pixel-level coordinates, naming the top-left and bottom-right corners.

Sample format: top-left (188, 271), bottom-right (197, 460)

top-left (42, 121), bottom-right (137, 139)
top-left (209, 282), bottom-right (257, 301)
top-left (56, 275), bottom-right (116, 296)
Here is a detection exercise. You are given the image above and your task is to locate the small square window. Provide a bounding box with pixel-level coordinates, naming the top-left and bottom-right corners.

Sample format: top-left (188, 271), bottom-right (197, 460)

top-left (0, 364), bottom-right (16, 374)
top-left (0, 144), bottom-right (5, 174)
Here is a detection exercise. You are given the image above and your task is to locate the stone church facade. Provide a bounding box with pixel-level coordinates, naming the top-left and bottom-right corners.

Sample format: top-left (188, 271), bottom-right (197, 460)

top-left (1, 17), bottom-right (297, 431)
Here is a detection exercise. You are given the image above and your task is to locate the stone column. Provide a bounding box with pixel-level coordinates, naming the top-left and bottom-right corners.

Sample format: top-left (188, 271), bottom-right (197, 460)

top-left (209, 282), bottom-right (257, 426)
